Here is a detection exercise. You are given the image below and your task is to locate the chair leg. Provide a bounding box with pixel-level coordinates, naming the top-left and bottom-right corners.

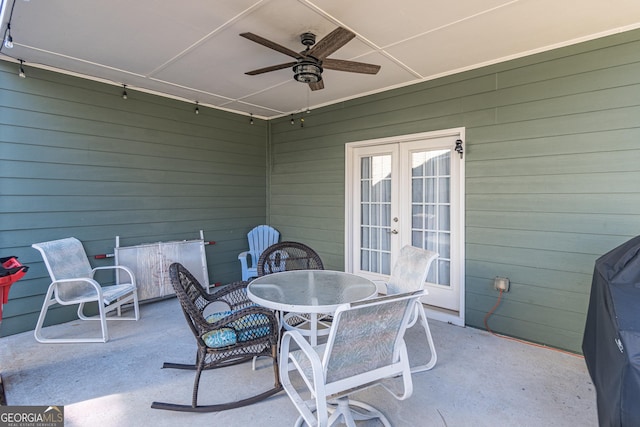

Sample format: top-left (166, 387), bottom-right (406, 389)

top-left (34, 287), bottom-right (109, 344)
top-left (191, 361), bottom-right (204, 408)
top-left (300, 398), bottom-right (391, 427)
top-left (271, 341), bottom-right (281, 389)
top-left (341, 399), bottom-right (392, 427)
top-left (253, 310), bottom-right (285, 371)
top-left (33, 288), bottom-right (56, 343)
top-left (132, 289), bottom-right (140, 320)
top-left (98, 302), bottom-right (109, 342)
top-left (291, 400), bottom-right (392, 427)
top-left (77, 301), bottom-right (109, 342)
top-left (410, 302), bottom-right (437, 373)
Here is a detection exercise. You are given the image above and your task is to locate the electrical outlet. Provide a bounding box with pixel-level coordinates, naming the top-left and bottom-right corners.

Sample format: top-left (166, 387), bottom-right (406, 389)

top-left (494, 277), bottom-right (510, 292)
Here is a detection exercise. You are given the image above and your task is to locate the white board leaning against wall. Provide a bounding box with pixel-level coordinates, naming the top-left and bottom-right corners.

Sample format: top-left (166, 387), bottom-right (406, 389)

top-left (114, 231), bottom-right (212, 301)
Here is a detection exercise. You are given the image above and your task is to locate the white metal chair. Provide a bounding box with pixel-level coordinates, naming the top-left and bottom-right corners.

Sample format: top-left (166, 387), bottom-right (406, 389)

top-left (32, 237), bottom-right (140, 343)
top-left (238, 225), bottom-right (280, 281)
top-left (383, 245), bottom-right (439, 373)
top-left (280, 290), bottom-right (425, 427)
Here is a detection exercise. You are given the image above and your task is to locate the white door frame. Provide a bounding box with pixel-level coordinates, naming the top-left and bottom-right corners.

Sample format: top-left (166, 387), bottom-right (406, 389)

top-left (345, 128), bottom-right (465, 326)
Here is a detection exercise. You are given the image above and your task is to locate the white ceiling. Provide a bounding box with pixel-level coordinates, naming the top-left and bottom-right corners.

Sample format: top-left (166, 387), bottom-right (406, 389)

top-left (2, 0), bottom-right (640, 119)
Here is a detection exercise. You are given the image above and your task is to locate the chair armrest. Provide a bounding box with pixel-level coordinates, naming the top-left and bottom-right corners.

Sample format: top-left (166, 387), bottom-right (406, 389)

top-left (50, 277), bottom-right (103, 302)
top-left (281, 330), bottom-right (321, 370)
top-left (238, 251), bottom-right (251, 268)
top-left (371, 279), bottom-right (388, 293)
top-left (92, 265), bottom-right (136, 285)
top-left (378, 340), bottom-right (413, 401)
top-left (280, 330), bottom-right (328, 426)
top-left (198, 303), bottom-right (278, 335)
top-left (206, 280), bottom-right (254, 310)
top-left (281, 330), bottom-right (325, 387)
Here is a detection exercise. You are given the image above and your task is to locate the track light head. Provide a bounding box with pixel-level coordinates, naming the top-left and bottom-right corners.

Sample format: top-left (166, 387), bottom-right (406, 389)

top-left (121, 84), bottom-right (128, 99)
top-left (194, 101), bottom-right (199, 115)
top-left (18, 60), bottom-right (25, 78)
top-left (4, 23), bottom-right (13, 49)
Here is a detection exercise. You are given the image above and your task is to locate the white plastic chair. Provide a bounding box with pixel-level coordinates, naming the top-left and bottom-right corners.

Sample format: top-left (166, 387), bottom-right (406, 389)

top-left (32, 237), bottom-right (140, 343)
top-left (280, 290), bottom-right (425, 427)
top-left (383, 245), bottom-right (439, 373)
top-left (238, 225), bottom-right (279, 281)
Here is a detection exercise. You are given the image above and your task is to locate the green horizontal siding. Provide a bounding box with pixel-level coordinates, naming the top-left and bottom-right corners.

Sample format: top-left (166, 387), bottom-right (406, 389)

top-left (3, 28), bottom-right (640, 352)
top-left (268, 28), bottom-right (640, 353)
top-left (0, 62), bottom-right (268, 336)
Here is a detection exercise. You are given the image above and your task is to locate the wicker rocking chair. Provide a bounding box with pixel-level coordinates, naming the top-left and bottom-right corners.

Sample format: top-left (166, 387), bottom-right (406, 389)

top-left (151, 263), bottom-right (281, 412)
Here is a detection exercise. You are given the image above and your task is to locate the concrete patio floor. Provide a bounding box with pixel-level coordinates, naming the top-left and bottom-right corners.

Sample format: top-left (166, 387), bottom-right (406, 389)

top-left (0, 297), bottom-right (597, 426)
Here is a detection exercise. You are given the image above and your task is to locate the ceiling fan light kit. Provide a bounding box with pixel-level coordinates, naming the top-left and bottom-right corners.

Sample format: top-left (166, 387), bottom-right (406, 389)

top-left (240, 26), bottom-right (380, 91)
top-left (293, 59), bottom-right (322, 83)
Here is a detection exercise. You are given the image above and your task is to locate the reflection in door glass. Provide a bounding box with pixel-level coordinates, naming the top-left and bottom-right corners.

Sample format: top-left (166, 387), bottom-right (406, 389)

top-left (411, 150), bottom-right (451, 286)
top-left (360, 155), bottom-right (392, 275)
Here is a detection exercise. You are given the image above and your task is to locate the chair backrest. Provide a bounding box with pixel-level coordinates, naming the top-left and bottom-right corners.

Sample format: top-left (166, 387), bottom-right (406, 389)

top-left (257, 241), bottom-right (324, 276)
top-left (168, 263), bottom-right (215, 339)
top-left (386, 245), bottom-right (438, 295)
top-left (247, 225), bottom-right (280, 269)
top-left (323, 291), bottom-right (425, 383)
top-left (32, 237), bottom-right (95, 300)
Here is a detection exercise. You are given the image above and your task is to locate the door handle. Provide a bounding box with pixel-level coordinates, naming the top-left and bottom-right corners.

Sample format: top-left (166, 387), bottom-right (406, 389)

top-left (391, 229), bottom-right (398, 234)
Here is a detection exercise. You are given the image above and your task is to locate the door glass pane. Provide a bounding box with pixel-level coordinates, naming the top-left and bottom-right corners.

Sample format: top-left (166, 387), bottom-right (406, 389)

top-left (381, 252), bottom-right (390, 275)
top-left (439, 232), bottom-right (451, 259)
top-left (412, 205), bottom-right (423, 229)
top-left (361, 157), bottom-right (370, 179)
top-left (361, 181), bottom-right (370, 202)
top-left (381, 204), bottom-right (391, 227)
top-left (438, 205), bottom-right (450, 231)
top-left (425, 205), bottom-right (436, 229)
top-left (411, 149), bottom-right (451, 287)
top-left (425, 231), bottom-right (438, 253)
top-left (425, 178), bottom-right (437, 202)
top-left (412, 177), bottom-right (423, 202)
top-left (439, 177), bottom-right (450, 203)
top-left (438, 260), bottom-right (450, 285)
top-left (382, 229), bottom-right (391, 251)
top-left (361, 204), bottom-right (369, 225)
top-left (360, 154), bottom-right (392, 274)
top-left (361, 227), bottom-right (369, 247)
top-left (361, 249), bottom-right (369, 270)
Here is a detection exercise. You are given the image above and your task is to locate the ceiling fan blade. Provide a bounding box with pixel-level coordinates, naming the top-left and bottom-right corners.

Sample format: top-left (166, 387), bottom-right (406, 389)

top-left (307, 27), bottom-right (356, 60)
top-left (245, 61), bottom-right (297, 75)
top-left (322, 58), bottom-right (381, 75)
top-left (309, 80), bottom-right (325, 91)
top-left (240, 33), bottom-right (303, 59)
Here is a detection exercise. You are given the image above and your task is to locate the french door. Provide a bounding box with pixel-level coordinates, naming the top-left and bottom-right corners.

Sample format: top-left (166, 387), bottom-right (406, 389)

top-left (345, 129), bottom-right (465, 320)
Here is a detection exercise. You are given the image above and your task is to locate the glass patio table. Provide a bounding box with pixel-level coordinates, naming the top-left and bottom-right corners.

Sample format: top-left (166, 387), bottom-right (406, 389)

top-left (247, 270), bottom-right (377, 346)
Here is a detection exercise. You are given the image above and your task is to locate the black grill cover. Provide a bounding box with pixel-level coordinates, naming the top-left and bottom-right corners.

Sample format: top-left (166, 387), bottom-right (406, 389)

top-left (583, 235), bottom-right (640, 427)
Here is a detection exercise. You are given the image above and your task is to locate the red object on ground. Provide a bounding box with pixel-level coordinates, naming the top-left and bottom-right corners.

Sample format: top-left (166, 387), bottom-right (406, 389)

top-left (0, 257), bottom-right (29, 322)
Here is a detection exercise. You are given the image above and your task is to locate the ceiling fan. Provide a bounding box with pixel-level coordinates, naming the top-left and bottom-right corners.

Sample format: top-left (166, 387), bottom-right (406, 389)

top-left (240, 27), bottom-right (381, 91)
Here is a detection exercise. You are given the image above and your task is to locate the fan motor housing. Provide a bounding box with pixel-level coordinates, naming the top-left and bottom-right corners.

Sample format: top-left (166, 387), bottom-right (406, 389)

top-left (300, 32), bottom-right (316, 47)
